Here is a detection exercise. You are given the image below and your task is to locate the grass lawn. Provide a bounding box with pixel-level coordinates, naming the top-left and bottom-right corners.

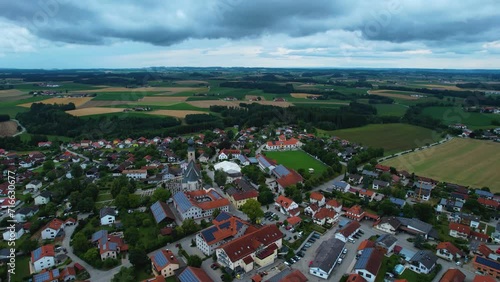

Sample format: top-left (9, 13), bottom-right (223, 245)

top-left (322, 124), bottom-right (441, 155)
top-left (10, 255), bottom-right (30, 282)
top-left (97, 192), bottom-right (113, 202)
top-left (375, 255), bottom-right (401, 282)
top-left (422, 107), bottom-right (499, 129)
top-left (374, 104), bottom-right (408, 116)
top-left (399, 269), bottom-right (420, 281)
top-left (264, 150), bottom-right (327, 175)
top-left (382, 138), bottom-right (500, 190)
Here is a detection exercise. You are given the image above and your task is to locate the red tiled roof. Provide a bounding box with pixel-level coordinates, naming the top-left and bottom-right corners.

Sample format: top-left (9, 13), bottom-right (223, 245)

top-left (255, 243), bottom-right (278, 259)
top-left (347, 205), bottom-right (364, 216)
top-left (276, 169), bottom-right (303, 188)
top-left (219, 224), bottom-right (282, 263)
top-left (436, 242), bottom-right (463, 256)
top-left (440, 269), bottom-right (465, 282)
top-left (186, 189), bottom-right (230, 211)
top-left (478, 197), bottom-right (500, 208)
top-left (266, 137), bottom-right (299, 147)
top-left (326, 199), bottom-right (341, 208)
top-left (141, 276), bottom-right (166, 282)
top-left (231, 190), bottom-right (259, 201)
top-left (150, 249), bottom-right (179, 271)
top-left (477, 244), bottom-right (493, 257)
top-left (313, 208), bottom-right (336, 220)
top-left (243, 255), bottom-right (254, 264)
top-left (286, 216), bottom-right (302, 226)
top-left (375, 164), bottom-right (390, 171)
top-left (46, 218), bottom-right (64, 231)
top-left (340, 221), bottom-right (361, 237)
top-left (31, 244), bottom-right (55, 262)
top-left (220, 149), bottom-right (241, 155)
top-left (472, 275), bottom-right (496, 282)
top-left (274, 269), bottom-right (308, 282)
top-left (347, 274), bottom-right (367, 282)
top-left (357, 240), bottom-right (375, 251)
top-left (449, 223), bottom-right (471, 235)
top-left (310, 191), bottom-right (324, 201)
top-left (471, 231), bottom-right (489, 241)
top-left (359, 248), bottom-right (384, 276)
top-left (275, 195), bottom-right (294, 209)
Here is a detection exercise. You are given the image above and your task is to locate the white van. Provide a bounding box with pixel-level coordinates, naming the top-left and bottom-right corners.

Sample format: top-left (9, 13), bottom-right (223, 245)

top-left (348, 238), bottom-right (355, 243)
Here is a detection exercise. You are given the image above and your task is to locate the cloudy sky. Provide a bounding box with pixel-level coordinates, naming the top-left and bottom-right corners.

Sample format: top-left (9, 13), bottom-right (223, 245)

top-left (0, 0), bottom-right (499, 69)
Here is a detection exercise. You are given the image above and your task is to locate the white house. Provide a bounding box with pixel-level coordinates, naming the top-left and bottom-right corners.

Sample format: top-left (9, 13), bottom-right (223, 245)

top-left (149, 249), bottom-right (180, 278)
top-left (100, 207), bottom-right (116, 226)
top-left (41, 219), bottom-right (65, 240)
top-left (274, 195), bottom-right (299, 216)
top-left (2, 223), bottom-right (24, 241)
top-left (309, 192), bottom-right (325, 207)
top-left (218, 149), bottom-right (241, 161)
top-left (14, 206), bottom-right (38, 223)
top-left (436, 242), bottom-right (464, 261)
top-left (25, 180), bottom-right (42, 192)
top-left (409, 250), bottom-right (437, 274)
top-left (374, 217), bottom-right (401, 235)
top-left (331, 181), bottom-right (350, 192)
top-left (335, 221), bottom-right (361, 243)
top-left (353, 248), bottom-right (384, 282)
top-left (122, 169), bottom-right (147, 179)
top-left (326, 199), bottom-right (342, 213)
top-left (372, 180), bottom-right (390, 190)
top-left (313, 208), bottom-right (338, 226)
top-left (34, 191), bottom-right (52, 205)
top-left (31, 245), bottom-right (55, 273)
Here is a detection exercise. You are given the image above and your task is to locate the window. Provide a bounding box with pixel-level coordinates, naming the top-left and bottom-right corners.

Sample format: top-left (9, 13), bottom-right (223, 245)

top-left (366, 274), bottom-right (372, 278)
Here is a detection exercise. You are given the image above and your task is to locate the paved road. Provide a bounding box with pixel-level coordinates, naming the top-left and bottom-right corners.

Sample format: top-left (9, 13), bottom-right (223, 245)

top-left (62, 224), bottom-right (131, 282)
top-left (11, 119), bottom-right (26, 137)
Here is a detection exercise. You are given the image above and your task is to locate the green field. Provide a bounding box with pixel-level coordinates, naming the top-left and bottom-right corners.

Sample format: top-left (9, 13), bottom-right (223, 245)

top-left (374, 104), bottom-right (408, 116)
top-left (422, 106), bottom-right (499, 129)
top-left (382, 138), bottom-right (500, 190)
top-left (322, 124), bottom-right (441, 155)
top-left (264, 150), bottom-right (327, 174)
top-left (92, 91), bottom-right (164, 101)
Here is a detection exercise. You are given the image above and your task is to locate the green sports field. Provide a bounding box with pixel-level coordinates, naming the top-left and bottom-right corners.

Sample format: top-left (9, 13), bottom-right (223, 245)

top-left (264, 150), bottom-right (327, 174)
top-left (382, 138), bottom-right (500, 190)
top-left (322, 124), bottom-right (441, 155)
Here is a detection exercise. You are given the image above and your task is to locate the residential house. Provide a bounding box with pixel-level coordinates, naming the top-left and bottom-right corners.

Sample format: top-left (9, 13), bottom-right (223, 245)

top-left (361, 170), bottom-right (379, 178)
top-left (198, 153), bottom-right (210, 163)
top-left (34, 190), bottom-right (52, 205)
top-left (353, 248), bottom-right (384, 282)
top-left (274, 195), bottom-right (299, 217)
top-left (348, 174), bottom-right (363, 185)
top-left (264, 269), bottom-right (308, 282)
top-left (178, 266), bottom-right (213, 282)
top-left (41, 219), bottom-right (65, 240)
top-left (475, 190), bottom-right (494, 199)
top-left (478, 198), bottom-right (500, 210)
top-left (31, 245), bottom-right (55, 273)
top-left (122, 169), bottom-right (147, 179)
top-left (33, 269), bottom-right (61, 282)
top-left (409, 250), bottom-right (438, 274)
top-left (286, 216), bottom-right (302, 228)
top-left (437, 198), bottom-right (463, 213)
top-left (472, 256), bottom-right (500, 280)
top-left (436, 242), bottom-right (464, 261)
top-left (26, 180), bottom-right (42, 192)
top-left (313, 208), bottom-right (338, 226)
top-left (471, 231), bottom-right (490, 243)
top-left (196, 212), bottom-right (250, 256)
top-left (309, 238), bottom-right (345, 279)
top-left (149, 249), bottom-right (179, 278)
top-left (413, 184), bottom-right (432, 201)
top-left (218, 149), bottom-right (241, 161)
top-left (227, 189), bottom-right (259, 209)
top-left (98, 234), bottom-right (128, 260)
top-left (173, 188), bottom-right (230, 220)
top-left (345, 205), bottom-right (365, 221)
top-left (309, 192), bottom-right (325, 207)
top-left (216, 224), bottom-right (283, 273)
top-left (304, 203), bottom-right (320, 217)
top-left (374, 217), bottom-right (401, 235)
top-left (335, 221), bottom-right (361, 243)
top-left (345, 274), bottom-right (368, 282)
top-left (472, 275), bottom-right (496, 282)
top-left (389, 197), bottom-right (406, 209)
top-left (439, 269), bottom-right (466, 282)
top-left (326, 199), bottom-right (342, 213)
top-left (375, 234), bottom-right (398, 254)
top-left (2, 223), bottom-right (24, 241)
top-left (60, 266), bottom-right (77, 282)
top-left (15, 206), bottom-right (38, 223)
top-left (100, 207), bottom-right (116, 226)
top-left (449, 223), bottom-right (470, 239)
top-left (372, 180), bottom-right (390, 190)
top-left (150, 201), bottom-right (176, 224)
top-left (265, 135), bottom-right (301, 150)
top-left (331, 181), bottom-right (350, 192)
top-left (272, 165), bottom-right (303, 193)
top-left (459, 213), bottom-right (480, 229)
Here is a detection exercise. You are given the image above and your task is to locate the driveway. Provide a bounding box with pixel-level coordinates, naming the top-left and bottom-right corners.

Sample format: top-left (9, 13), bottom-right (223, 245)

top-left (62, 224), bottom-right (131, 282)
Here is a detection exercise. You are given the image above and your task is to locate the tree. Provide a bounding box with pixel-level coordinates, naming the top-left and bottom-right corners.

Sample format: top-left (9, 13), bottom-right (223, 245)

top-left (151, 188), bottom-right (171, 203)
top-left (72, 232), bottom-right (91, 254)
top-left (214, 170), bottom-right (227, 187)
top-left (181, 218), bottom-right (199, 235)
top-left (413, 234), bottom-right (425, 249)
top-left (71, 164), bottom-right (83, 178)
top-left (43, 160), bottom-right (55, 171)
top-left (112, 267), bottom-right (136, 282)
top-left (20, 239), bottom-right (39, 254)
top-left (258, 185), bottom-right (274, 205)
top-left (212, 208), bottom-right (221, 218)
top-left (226, 130), bottom-right (235, 141)
top-left (83, 248), bottom-right (100, 263)
top-left (241, 199), bottom-right (264, 223)
top-left (187, 255), bottom-right (202, 267)
top-left (413, 203), bottom-right (435, 223)
top-left (129, 248), bottom-right (149, 268)
top-left (402, 203), bottom-right (415, 218)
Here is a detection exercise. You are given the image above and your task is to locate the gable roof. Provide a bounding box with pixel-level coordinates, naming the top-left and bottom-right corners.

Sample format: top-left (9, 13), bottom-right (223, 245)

top-left (314, 208), bottom-right (336, 220)
top-left (149, 249), bottom-right (179, 271)
top-left (276, 169), bottom-right (303, 188)
top-left (100, 207), bottom-right (115, 218)
top-left (347, 205), bottom-right (364, 216)
top-left (310, 237), bottom-right (345, 272)
top-left (286, 216), bottom-right (302, 226)
top-left (439, 268), bottom-right (466, 282)
top-left (174, 189), bottom-right (230, 213)
top-left (150, 200), bottom-right (175, 223)
top-left (339, 221), bottom-right (361, 237)
top-left (357, 240), bottom-right (375, 251)
top-left (275, 195), bottom-right (295, 209)
top-left (178, 266), bottom-right (212, 282)
top-left (375, 234), bottom-right (397, 248)
top-left (354, 248), bottom-right (384, 275)
top-left (219, 224), bottom-right (282, 262)
top-left (436, 242), bottom-right (464, 256)
top-left (199, 214), bottom-right (249, 246)
top-left (230, 189), bottom-right (259, 201)
top-left (410, 250), bottom-right (438, 269)
top-left (449, 223), bottom-right (471, 235)
top-left (326, 199), bottom-right (341, 208)
top-left (265, 269), bottom-right (308, 282)
top-left (472, 275), bottom-right (496, 282)
top-left (45, 218), bottom-right (64, 231)
top-left (31, 245), bottom-right (55, 262)
top-left (91, 230), bottom-right (108, 243)
top-left (473, 255), bottom-right (500, 272)
top-left (310, 191), bottom-right (324, 201)
top-left (346, 274), bottom-right (367, 282)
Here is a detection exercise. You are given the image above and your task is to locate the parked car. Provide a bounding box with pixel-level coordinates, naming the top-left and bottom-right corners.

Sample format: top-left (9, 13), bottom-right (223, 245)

top-left (297, 251), bottom-right (304, 257)
top-left (337, 258), bottom-right (343, 264)
top-left (284, 261), bottom-right (290, 266)
top-left (496, 247), bottom-right (500, 254)
top-left (342, 248), bottom-right (348, 254)
top-left (312, 233), bottom-right (320, 239)
top-left (304, 243), bottom-right (312, 248)
top-left (301, 247), bottom-right (307, 252)
top-left (348, 238), bottom-right (356, 243)
top-left (293, 256), bottom-right (300, 261)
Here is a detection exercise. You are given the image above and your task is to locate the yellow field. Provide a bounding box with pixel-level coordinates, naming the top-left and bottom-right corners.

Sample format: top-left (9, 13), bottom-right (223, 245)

top-left (423, 84), bottom-right (462, 91)
top-left (290, 93), bottom-right (322, 98)
top-left (66, 107), bottom-right (126, 116)
top-left (368, 90), bottom-right (419, 100)
top-left (78, 100), bottom-right (130, 108)
top-left (147, 110), bottom-right (208, 118)
top-left (0, 121), bottom-right (18, 137)
top-left (82, 87), bottom-right (204, 94)
top-left (382, 138), bottom-right (500, 190)
top-left (20, 97), bottom-right (94, 108)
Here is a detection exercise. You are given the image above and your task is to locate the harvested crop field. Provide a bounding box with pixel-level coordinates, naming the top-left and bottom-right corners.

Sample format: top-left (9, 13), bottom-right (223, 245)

top-left (66, 107), bottom-right (126, 116)
top-left (382, 138), bottom-right (500, 190)
top-left (0, 89), bottom-right (25, 97)
top-left (174, 80), bottom-right (208, 85)
top-left (290, 93), bottom-right (322, 98)
top-left (20, 97), bottom-right (94, 108)
top-left (423, 84), bottom-right (461, 91)
top-left (0, 121), bottom-right (18, 137)
top-left (368, 90), bottom-right (420, 100)
top-left (147, 110), bottom-right (208, 118)
top-left (84, 87), bottom-right (204, 94)
top-left (187, 100), bottom-right (292, 108)
top-left (79, 100), bottom-right (131, 108)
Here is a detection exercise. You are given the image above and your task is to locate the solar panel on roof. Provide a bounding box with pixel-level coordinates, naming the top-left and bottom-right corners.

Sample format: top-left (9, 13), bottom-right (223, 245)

top-left (174, 192), bottom-right (193, 213)
top-left (154, 251), bottom-right (169, 268)
top-left (179, 268), bottom-right (199, 282)
top-left (34, 271), bottom-right (50, 282)
top-left (273, 165), bottom-right (290, 177)
top-left (215, 212), bottom-right (231, 222)
top-left (53, 269), bottom-right (60, 277)
top-left (151, 201), bottom-right (167, 223)
top-left (33, 247), bottom-right (42, 261)
top-left (236, 221), bottom-right (243, 230)
top-left (476, 256), bottom-right (500, 270)
top-left (201, 226), bottom-right (217, 242)
top-left (219, 222), bottom-right (231, 229)
top-left (354, 248), bottom-right (373, 269)
top-left (210, 191), bottom-right (221, 199)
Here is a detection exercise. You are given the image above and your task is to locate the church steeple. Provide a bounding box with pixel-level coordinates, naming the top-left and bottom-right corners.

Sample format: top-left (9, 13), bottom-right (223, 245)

top-left (187, 138), bottom-right (195, 163)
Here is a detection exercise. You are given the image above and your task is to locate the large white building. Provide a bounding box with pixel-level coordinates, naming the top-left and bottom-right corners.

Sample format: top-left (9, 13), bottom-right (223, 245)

top-left (309, 238), bottom-right (345, 279)
top-left (31, 245), bottom-right (55, 273)
top-left (173, 188), bottom-right (230, 220)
